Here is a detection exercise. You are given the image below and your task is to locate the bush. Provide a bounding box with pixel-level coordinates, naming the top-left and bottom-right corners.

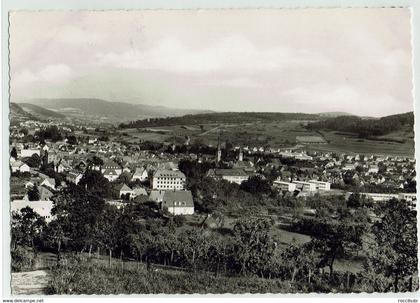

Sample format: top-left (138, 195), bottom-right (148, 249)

top-left (11, 246), bottom-right (35, 272)
top-left (173, 215), bottom-right (186, 227)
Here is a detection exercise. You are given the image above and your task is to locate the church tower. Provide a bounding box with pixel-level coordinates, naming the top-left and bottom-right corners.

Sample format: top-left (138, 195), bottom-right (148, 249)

top-left (239, 148), bottom-right (243, 162)
top-left (217, 133), bottom-right (222, 163)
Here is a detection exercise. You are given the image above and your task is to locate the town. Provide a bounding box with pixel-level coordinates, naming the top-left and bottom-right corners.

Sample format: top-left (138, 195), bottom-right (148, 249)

top-left (10, 119), bottom-right (417, 220)
top-left (7, 7), bottom-right (418, 297)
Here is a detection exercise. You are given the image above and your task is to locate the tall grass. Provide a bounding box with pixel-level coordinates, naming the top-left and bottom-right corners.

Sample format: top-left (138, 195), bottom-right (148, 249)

top-left (47, 257), bottom-right (299, 294)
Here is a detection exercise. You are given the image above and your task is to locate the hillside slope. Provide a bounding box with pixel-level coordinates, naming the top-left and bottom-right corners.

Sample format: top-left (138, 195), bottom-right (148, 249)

top-left (19, 103), bottom-right (66, 119)
top-left (17, 98), bottom-right (212, 122)
top-left (10, 103), bottom-right (37, 124)
top-left (306, 112), bottom-right (414, 138)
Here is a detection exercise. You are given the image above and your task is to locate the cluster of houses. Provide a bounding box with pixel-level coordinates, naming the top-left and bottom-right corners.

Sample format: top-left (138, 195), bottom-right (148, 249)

top-left (9, 120), bottom-right (417, 225)
top-left (9, 126), bottom-right (199, 221)
top-left (207, 147), bottom-right (416, 205)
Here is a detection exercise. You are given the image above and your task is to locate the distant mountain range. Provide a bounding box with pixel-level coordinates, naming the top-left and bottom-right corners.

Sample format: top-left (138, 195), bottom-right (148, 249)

top-left (13, 98), bottom-right (213, 123)
top-left (318, 111), bottom-right (354, 118)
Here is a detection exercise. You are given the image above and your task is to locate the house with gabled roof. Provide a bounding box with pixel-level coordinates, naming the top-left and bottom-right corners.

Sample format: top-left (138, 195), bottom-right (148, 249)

top-left (41, 177), bottom-right (56, 190)
top-left (10, 161), bottom-right (30, 173)
top-left (133, 186), bottom-right (147, 197)
top-left (103, 169), bottom-right (119, 182)
top-left (102, 159), bottom-right (122, 175)
top-left (132, 167), bottom-right (148, 182)
top-left (67, 171), bottom-right (83, 185)
top-left (162, 190), bottom-right (194, 215)
top-left (207, 168), bottom-right (250, 185)
top-left (149, 190), bottom-right (165, 203)
top-left (120, 184), bottom-right (135, 200)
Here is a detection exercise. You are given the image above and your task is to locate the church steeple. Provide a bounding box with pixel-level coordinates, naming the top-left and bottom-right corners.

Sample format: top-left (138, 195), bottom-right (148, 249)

top-left (217, 133), bottom-right (221, 163)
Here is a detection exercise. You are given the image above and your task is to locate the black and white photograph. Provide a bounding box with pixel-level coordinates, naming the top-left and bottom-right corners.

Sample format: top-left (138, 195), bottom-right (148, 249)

top-left (5, 7), bottom-right (418, 296)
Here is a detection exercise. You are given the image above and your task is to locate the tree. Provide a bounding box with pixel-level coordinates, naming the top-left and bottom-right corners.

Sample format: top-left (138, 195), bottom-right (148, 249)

top-left (117, 172), bottom-right (132, 185)
top-left (35, 125), bottom-right (62, 142)
top-left (11, 147), bottom-right (17, 159)
top-left (19, 128), bottom-right (29, 136)
top-left (41, 219), bottom-right (66, 258)
top-left (51, 184), bottom-right (105, 252)
top-left (25, 153), bottom-right (41, 168)
top-left (239, 175), bottom-right (272, 195)
top-left (364, 198), bottom-right (418, 292)
top-left (281, 242), bottom-right (319, 284)
top-left (309, 210), bottom-right (366, 275)
top-left (66, 135), bottom-right (77, 145)
top-left (232, 217), bottom-right (275, 276)
top-left (11, 207), bottom-right (46, 252)
top-left (28, 185), bottom-right (40, 201)
top-left (178, 229), bottom-right (210, 271)
top-left (78, 169), bottom-right (111, 198)
top-left (96, 204), bottom-right (121, 266)
top-left (347, 192), bottom-right (373, 208)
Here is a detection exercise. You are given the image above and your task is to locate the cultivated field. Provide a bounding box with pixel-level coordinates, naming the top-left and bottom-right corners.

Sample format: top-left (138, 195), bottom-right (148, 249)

top-left (117, 120), bottom-right (414, 157)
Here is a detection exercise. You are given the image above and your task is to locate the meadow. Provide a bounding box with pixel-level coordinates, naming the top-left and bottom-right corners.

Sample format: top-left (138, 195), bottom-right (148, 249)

top-left (116, 119), bottom-right (414, 157)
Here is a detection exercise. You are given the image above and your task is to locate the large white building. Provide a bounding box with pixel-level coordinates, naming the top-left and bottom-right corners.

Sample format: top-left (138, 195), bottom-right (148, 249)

top-left (398, 193), bottom-right (417, 202)
top-left (292, 181), bottom-right (317, 192)
top-left (273, 180), bottom-right (297, 192)
top-left (308, 180), bottom-right (331, 191)
top-left (152, 169), bottom-right (186, 190)
top-left (359, 193), bottom-right (399, 202)
top-left (207, 169), bottom-right (250, 185)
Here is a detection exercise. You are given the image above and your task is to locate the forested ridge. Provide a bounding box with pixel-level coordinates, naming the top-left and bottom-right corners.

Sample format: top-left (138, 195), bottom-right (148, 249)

top-left (307, 112), bottom-right (414, 138)
top-left (119, 112), bottom-right (321, 128)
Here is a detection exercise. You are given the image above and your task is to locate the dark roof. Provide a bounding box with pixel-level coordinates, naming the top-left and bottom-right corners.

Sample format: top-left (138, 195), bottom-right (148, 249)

top-left (162, 190), bottom-right (194, 208)
top-left (154, 169), bottom-right (185, 179)
top-left (103, 168), bottom-right (118, 175)
top-left (103, 160), bottom-right (120, 168)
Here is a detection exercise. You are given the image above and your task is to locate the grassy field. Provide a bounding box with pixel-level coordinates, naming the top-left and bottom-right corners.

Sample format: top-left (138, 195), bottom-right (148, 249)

top-left (116, 119), bottom-right (414, 156)
top-left (307, 130), bottom-right (414, 157)
top-left (47, 259), bottom-right (300, 294)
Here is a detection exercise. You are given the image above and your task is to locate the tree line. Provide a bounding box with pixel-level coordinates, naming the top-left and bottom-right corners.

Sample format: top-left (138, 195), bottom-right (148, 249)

top-left (119, 112), bottom-right (321, 129)
top-left (306, 112), bottom-right (414, 138)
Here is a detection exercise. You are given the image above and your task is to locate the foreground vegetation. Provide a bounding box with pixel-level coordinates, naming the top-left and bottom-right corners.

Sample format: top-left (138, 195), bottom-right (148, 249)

top-left (11, 156), bottom-right (418, 294)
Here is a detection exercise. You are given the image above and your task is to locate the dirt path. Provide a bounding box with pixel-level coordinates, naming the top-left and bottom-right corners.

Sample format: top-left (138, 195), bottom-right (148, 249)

top-left (198, 125), bottom-right (220, 136)
top-left (11, 270), bottom-right (50, 295)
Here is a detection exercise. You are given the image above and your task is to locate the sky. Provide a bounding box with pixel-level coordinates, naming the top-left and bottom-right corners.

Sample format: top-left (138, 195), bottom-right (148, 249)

top-left (9, 9), bottom-right (413, 117)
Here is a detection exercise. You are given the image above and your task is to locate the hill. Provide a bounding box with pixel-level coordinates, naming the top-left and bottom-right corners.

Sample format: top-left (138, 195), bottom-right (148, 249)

top-left (10, 103), bottom-right (37, 124)
top-left (19, 103), bottom-right (66, 119)
top-left (119, 112), bottom-right (322, 129)
top-left (306, 112), bottom-right (414, 138)
top-left (16, 98), bottom-right (212, 123)
top-left (318, 112), bottom-right (354, 118)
